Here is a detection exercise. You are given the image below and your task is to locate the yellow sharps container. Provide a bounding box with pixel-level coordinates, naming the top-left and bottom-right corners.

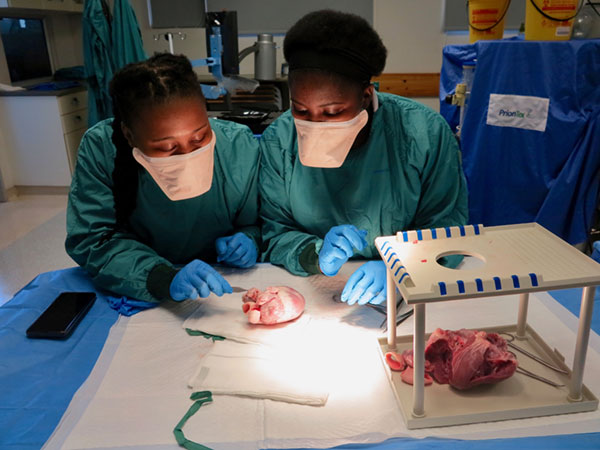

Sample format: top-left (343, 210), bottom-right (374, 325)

top-left (525, 0), bottom-right (580, 40)
top-left (468, 0), bottom-right (510, 43)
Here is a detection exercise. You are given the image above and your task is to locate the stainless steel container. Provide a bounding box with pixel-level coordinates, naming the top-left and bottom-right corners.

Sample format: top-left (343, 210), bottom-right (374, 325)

top-left (239, 33), bottom-right (276, 81)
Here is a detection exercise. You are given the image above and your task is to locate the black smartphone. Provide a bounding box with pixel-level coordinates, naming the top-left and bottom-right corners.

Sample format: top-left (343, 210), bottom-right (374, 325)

top-left (26, 292), bottom-right (96, 339)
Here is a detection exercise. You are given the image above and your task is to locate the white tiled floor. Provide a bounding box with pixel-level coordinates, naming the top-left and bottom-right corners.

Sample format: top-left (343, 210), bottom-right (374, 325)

top-left (0, 195), bottom-right (74, 305)
top-left (0, 194), bottom-right (68, 250)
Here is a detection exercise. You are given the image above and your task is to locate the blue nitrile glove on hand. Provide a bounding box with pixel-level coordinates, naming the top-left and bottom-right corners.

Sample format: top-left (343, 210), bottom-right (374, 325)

top-left (170, 259), bottom-right (233, 301)
top-left (318, 225), bottom-right (368, 276)
top-left (341, 260), bottom-right (387, 305)
top-left (215, 232), bottom-right (258, 269)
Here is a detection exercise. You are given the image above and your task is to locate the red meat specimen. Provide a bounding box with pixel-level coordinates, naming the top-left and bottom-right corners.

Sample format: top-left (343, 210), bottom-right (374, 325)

top-left (384, 330), bottom-right (517, 389)
top-left (385, 351), bottom-right (406, 371)
top-left (425, 328), bottom-right (473, 383)
top-left (450, 331), bottom-right (518, 390)
top-left (385, 349), bottom-right (433, 385)
top-left (425, 328), bottom-right (517, 390)
top-left (401, 367), bottom-right (433, 386)
top-left (242, 286), bottom-right (305, 325)
top-left (402, 350), bottom-right (433, 373)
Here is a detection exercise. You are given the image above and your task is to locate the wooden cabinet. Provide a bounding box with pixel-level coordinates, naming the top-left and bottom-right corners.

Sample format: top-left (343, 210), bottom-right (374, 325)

top-left (0, 88), bottom-right (88, 187)
top-left (0, 0), bottom-right (83, 12)
top-left (41, 0), bottom-right (83, 12)
top-left (0, 0), bottom-right (41, 8)
top-left (41, 0), bottom-right (69, 11)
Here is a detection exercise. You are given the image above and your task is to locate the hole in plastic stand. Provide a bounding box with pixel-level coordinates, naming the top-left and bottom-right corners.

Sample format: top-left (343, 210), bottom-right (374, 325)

top-left (435, 251), bottom-right (487, 270)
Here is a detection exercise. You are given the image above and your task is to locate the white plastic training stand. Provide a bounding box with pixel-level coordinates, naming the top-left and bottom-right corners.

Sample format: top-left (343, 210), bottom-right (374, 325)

top-left (375, 223), bottom-right (600, 429)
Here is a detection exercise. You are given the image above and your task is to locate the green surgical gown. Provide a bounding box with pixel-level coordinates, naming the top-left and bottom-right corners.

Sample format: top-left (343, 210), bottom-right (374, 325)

top-left (66, 118), bottom-right (260, 302)
top-left (83, 0), bottom-right (114, 126)
top-left (259, 92), bottom-right (468, 276)
top-left (111, 0), bottom-right (146, 70)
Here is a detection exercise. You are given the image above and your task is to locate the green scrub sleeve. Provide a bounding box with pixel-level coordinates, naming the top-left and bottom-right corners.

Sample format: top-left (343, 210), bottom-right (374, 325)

top-left (65, 128), bottom-right (177, 303)
top-left (410, 114), bottom-right (469, 232)
top-left (299, 242), bottom-right (321, 275)
top-left (410, 113), bottom-right (469, 270)
top-left (146, 264), bottom-right (178, 301)
top-left (259, 132), bottom-right (323, 276)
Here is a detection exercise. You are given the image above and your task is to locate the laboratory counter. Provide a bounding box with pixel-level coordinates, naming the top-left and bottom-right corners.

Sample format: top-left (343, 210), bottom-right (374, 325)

top-left (0, 84), bottom-right (85, 97)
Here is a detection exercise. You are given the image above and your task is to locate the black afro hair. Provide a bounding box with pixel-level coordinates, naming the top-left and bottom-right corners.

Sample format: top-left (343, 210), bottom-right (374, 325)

top-left (284, 9), bottom-right (387, 77)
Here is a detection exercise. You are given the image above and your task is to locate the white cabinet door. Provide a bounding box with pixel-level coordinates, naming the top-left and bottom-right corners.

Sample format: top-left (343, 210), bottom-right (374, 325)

top-left (61, 109), bottom-right (88, 134)
top-left (0, 96), bottom-right (72, 186)
top-left (57, 90), bottom-right (87, 115)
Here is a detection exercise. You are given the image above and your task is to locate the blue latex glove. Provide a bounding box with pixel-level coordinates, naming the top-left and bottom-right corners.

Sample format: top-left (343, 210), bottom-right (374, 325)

top-left (341, 260), bottom-right (387, 306)
top-left (318, 225), bottom-right (368, 276)
top-left (215, 233), bottom-right (258, 269)
top-left (106, 296), bottom-right (158, 316)
top-left (170, 260), bottom-right (233, 301)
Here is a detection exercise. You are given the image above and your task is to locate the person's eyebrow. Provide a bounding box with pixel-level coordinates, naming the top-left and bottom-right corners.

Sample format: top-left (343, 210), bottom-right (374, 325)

top-left (292, 99), bottom-right (345, 108)
top-left (150, 124), bottom-right (208, 142)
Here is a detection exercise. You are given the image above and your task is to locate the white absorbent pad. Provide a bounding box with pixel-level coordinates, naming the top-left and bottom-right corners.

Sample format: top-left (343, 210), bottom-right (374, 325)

top-left (181, 263), bottom-right (385, 345)
top-left (189, 340), bottom-right (329, 406)
top-left (182, 294), bottom-right (312, 345)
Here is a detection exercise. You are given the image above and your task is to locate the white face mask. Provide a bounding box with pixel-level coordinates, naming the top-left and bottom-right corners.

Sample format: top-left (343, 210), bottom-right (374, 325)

top-left (294, 109), bottom-right (369, 168)
top-left (132, 130), bottom-right (216, 201)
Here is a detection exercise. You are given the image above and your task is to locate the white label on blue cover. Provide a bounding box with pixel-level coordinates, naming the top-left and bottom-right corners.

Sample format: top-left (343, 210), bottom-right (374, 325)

top-left (486, 94), bottom-right (550, 132)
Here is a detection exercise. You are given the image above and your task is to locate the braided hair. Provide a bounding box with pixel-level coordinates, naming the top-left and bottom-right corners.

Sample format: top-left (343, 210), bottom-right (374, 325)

top-left (108, 53), bottom-right (205, 229)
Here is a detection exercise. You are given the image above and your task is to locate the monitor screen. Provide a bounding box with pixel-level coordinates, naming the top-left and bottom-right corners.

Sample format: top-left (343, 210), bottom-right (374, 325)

top-left (0, 18), bottom-right (53, 84)
top-left (147, 0), bottom-right (205, 28)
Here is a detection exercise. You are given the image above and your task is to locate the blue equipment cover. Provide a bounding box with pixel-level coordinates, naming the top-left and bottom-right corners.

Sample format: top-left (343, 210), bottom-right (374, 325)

top-left (440, 39), bottom-right (600, 245)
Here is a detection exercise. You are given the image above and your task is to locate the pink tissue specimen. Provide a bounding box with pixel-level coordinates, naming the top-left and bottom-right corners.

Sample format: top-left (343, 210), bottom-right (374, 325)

top-left (385, 350), bottom-right (433, 386)
top-left (242, 286), bottom-right (305, 325)
top-left (385, 328), bottom-right (517, 390)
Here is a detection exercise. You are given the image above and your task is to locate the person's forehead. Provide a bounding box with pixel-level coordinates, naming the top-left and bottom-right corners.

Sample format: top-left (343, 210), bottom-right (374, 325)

top-left (132, 98), bottom-right (207, 137)
top-left (133, 97), bottom-right (204, 121)
top-left (292, 75), bottom-right (356, 98)
top-left (145, 96), bottom-right (203, 113)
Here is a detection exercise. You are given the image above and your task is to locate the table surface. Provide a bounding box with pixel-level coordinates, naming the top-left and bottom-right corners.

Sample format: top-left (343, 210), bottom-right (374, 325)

top-left (1, 264), bottom-right (599, 450)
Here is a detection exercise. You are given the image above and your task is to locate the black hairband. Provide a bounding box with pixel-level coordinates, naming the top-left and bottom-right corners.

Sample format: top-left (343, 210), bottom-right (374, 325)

top-left (287, 48), bottom-right (372, 83)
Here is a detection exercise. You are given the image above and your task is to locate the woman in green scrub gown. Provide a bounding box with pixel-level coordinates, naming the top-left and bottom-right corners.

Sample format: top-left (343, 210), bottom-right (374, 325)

top-left (66, 53), bottom-right (260, 303)
top-left (259, 10), bottom-right (468, 305)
